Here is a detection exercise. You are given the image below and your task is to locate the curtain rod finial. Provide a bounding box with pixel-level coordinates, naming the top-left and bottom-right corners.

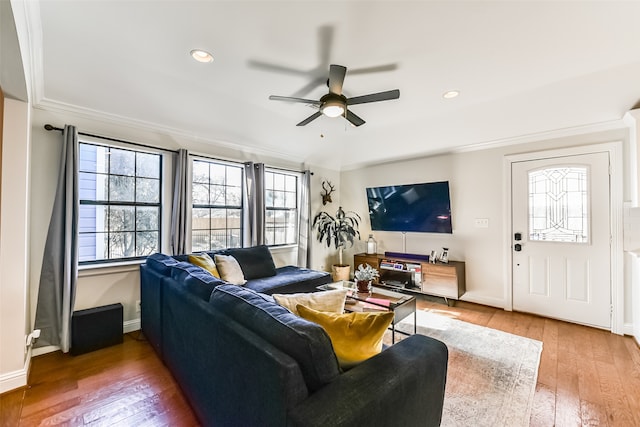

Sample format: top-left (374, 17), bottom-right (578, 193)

top-left (44, 124), bottom-right (55, 131)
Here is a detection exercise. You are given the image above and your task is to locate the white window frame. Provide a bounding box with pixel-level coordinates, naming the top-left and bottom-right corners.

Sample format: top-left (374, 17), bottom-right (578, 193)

top-left (264, 169), bottom-right (299, 247)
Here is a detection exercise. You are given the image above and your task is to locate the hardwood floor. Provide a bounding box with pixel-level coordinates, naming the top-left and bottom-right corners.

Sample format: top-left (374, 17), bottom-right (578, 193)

top-left (1, 299), bottom-right (639, 426)
top-left (0, 333), bottom-right (199, 427)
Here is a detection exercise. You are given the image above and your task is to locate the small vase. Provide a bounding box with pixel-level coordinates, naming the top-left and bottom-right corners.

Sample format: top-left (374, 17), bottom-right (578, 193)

top-left (356, 280), bottom-right (371, 293)
top-left (366, 234), bottom-right (377, 254)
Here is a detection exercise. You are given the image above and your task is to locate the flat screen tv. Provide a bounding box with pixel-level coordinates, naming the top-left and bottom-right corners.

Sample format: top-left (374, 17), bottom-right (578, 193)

top-left (366, 181), bottom-right (452, 233)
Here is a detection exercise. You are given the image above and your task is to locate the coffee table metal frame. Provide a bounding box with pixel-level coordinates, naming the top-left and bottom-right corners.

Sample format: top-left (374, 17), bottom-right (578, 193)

top-left (317, 281), bottom-right (417, 343)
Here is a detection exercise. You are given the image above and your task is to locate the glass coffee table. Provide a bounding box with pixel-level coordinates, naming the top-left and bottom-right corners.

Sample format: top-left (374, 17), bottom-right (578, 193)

top-left (318, 281), bottom-right (417, 343)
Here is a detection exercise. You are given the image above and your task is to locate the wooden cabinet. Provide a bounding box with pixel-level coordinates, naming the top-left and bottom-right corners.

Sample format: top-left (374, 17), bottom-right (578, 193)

top-left (353, 253), bottom-right (465, 302)
top-left (353, 253), bottom-right (379, 270)
top-left (421, 261), bottom-right (465, 299)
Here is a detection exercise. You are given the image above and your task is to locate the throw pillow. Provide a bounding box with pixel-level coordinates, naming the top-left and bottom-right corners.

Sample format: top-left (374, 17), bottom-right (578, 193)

top-left (296, 305), bottom-right (394, 369)
top-left (273, 289), bottom-right (348, 316)
top-left (188, 253), bottom-right (221, 278)
top-left (214, 254), bottom-right (247, 285)
top-left (225, 245), bottom-right (277, 280)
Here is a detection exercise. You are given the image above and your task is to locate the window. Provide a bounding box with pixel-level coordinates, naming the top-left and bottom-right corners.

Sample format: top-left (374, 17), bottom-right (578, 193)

top-left (265, 170), bottom-right (298, 246)
top-left (528, 166), bottom-right (589, 243)
top-left (78, 143), bottom-right (161, 263)
top-left (191, 160), bottom-right (243, 251)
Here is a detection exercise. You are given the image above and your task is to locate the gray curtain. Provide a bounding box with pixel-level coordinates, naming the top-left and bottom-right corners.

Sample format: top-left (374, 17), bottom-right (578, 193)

top-left (297, 170), bottom-right (312, 267)
top-left (34, 125), bottom-right (79, 352)
top-left (171, 149), bottom-right (189, 255)
top-left (244, 162), bottom-right (265, 246)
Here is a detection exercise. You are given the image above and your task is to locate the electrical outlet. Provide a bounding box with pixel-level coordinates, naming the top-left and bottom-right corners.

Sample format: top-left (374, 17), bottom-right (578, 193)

top-left (136, 300), bottom-right (141, 313)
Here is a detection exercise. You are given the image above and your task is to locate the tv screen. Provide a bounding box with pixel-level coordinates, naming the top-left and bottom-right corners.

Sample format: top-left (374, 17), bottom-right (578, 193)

top-left (366, 181), bottom-right (452, 233)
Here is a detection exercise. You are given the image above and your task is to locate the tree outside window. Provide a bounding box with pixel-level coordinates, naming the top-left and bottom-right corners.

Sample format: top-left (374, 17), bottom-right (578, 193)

top-left (191, 160), bottom-right (243, 252)
top-left (265, 171), bottom-right (298, 246)
top-left (78, 143), bottom-right (161, 263)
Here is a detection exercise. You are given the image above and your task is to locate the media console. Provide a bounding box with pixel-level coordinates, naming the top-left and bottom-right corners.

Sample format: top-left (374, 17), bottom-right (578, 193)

top-left (353, 252), bottom-right (465, 305)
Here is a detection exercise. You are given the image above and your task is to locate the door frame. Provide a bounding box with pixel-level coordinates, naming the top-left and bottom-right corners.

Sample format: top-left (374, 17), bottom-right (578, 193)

top-left (503, 142), bottom-right (624, 334)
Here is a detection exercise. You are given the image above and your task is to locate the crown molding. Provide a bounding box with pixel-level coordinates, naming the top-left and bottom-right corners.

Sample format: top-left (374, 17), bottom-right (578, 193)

top-left (453, 118), bottom-right (628, 154)
top-left (341, 118), bottom-right (629, 171)
top-left (34, 98), bottom-right (308, 164)
top-left (9, 0), bottom-right (43, 103)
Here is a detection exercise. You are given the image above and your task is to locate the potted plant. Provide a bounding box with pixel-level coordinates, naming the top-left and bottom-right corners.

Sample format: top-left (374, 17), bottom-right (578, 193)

top-left (312, 206), bottom-right (361, 281)
top-left (354, 263), bottom-right (379, 292)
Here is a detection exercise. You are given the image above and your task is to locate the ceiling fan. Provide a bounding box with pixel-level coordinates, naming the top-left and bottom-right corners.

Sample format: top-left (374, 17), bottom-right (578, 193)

top-left (268, 64), bottom-right (400, 127)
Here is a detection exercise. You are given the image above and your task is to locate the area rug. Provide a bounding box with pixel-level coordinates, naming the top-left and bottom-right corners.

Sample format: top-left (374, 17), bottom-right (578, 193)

top-left (391, 310), bottom-right (542, 427)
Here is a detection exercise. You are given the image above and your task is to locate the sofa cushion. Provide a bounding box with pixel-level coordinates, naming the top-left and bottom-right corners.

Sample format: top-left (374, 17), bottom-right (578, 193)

top-left (169, 261), bottom-right (226, 301)
top-left (214, 254), bottom-right (247, 285)
top-left (146, 252), bottom-right (180, 275)
top-left (188, 253), bottom-right (221, 278)
top-left (245, 266), bottom-right (331, 295)
top-left (273, 289), bottom-right (348, 316)
top-left (209, 285), bottom-right (340, 391)
top-left (226, 245), bottom-right (277, 280)
top-left (297, 305), bottom-right (394, 369)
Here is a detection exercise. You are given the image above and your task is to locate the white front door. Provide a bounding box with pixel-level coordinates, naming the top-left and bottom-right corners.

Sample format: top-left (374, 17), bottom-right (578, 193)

top-left (512, 152), bottom-right (611, 329)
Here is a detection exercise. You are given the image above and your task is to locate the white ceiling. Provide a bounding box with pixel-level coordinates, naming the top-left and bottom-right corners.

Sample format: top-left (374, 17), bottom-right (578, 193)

top-left (25, 1), bottom-right (640, 170)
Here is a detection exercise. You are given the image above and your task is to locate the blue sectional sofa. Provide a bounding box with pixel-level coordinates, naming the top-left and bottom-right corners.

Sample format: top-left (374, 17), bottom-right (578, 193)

top-left (140, 246), bottom-right (448, 427)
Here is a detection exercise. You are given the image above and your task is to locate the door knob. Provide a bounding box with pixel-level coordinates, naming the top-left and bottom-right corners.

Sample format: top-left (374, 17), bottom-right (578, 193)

top-left (514, 244), bottom-right (522, 252)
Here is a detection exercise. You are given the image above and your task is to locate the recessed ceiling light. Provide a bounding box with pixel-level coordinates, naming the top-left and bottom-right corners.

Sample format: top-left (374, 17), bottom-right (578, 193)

top-left (442, 90), bottom-right (460, 99)
top-left (190, 49), bottom-right (214, 63)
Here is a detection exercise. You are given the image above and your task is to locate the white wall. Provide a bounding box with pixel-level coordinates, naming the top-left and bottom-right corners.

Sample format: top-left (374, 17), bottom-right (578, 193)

top-left (340, 125), bottom-right (633, 319)
top-left (28, 107), bottom-right (342, 344)
top-left (623, 110), bottom-right (640, 343)
top-left (21, 103), bottom-right (640, 371)
top-left (308, 167), bottom-right (342, 271)
top-left (0, 98), bottom-right (30, 393)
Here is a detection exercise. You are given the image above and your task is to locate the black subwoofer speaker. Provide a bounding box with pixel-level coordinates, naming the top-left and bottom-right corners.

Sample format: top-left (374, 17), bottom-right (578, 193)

top-left (71, 303), bottom-right (123, 355)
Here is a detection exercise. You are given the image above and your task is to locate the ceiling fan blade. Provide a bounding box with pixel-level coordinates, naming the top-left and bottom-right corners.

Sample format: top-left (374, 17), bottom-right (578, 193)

top-left (347, 89), bottom-right (400, 106)
top-left (248, 59), bottom-right (308, 76)
top-left (290, 77), bottom-right (327, 98)
top-left (328, 64), bottom-right (347, 95)
top-left (347, 63), bottom-right (398, 75)
top-left (297, 111), bottom-right (323, 126)
top-left (345, 110), bottom-right (366, 127)
top-left (269, 95), bottom-right (322, 106)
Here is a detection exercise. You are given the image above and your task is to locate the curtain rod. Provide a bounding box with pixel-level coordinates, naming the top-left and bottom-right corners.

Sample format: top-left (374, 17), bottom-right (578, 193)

top-left (44, 124), bottom-right (313, 175)
top-left (44, 124), bottom-right (178, 154)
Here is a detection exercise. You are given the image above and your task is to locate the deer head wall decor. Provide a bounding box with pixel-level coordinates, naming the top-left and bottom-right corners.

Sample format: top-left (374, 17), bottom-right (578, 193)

top-left (321, 181), bottom-right (335, 205)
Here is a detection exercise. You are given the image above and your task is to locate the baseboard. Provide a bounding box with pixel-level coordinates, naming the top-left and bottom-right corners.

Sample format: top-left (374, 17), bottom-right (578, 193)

top-left (623, 323), bottom-right (639, 345)
top-left (0, 349), bottom-right (30, 394)
top-left (32, 345), bottom-right (60, 357)
top-left (29, 319), bottom-right (141, 358)
top-left (459, 291), bottom-right (506, 309)
top-left (124, 318), bottom-right (141, 333)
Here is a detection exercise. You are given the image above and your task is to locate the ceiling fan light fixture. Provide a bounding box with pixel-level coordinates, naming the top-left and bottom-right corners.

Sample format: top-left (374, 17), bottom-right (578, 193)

top-left (190, 49), bottom-right (214, 63)
top-left (321, 99), bottom-right (345, 117)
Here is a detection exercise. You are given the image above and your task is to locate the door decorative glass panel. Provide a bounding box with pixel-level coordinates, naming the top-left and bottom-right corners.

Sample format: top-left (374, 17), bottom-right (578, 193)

top-left (528, 166), bottom-right (588, 243)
